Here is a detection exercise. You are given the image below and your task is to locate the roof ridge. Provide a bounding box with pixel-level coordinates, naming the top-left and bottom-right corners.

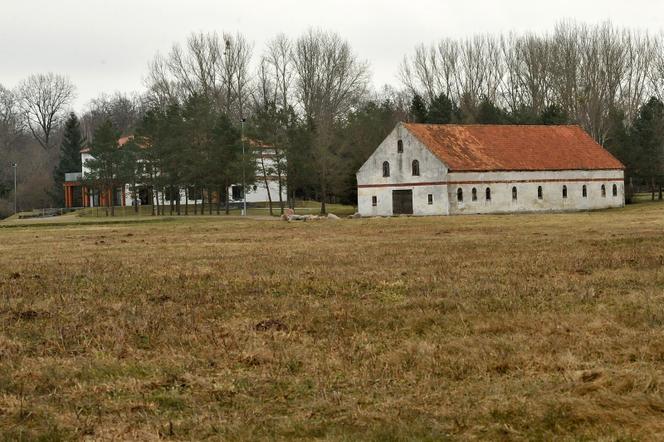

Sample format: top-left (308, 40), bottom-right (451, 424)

top-left (402, 122), bottom-right (582, 128)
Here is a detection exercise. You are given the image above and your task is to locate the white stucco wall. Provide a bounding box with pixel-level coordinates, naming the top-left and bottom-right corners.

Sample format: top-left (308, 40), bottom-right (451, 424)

top-left (357, 124), bottom-right (449, 216)
top-left (120, 180), bottom-right (287, 207)
top-left (242, 179), bottom-right (287, 204)
top-left (357, 123), bottom-right (625, 217)
top-left (447, 169), bottom-right (625, 215)
top-left (81, 153), bottom-right (93, 178)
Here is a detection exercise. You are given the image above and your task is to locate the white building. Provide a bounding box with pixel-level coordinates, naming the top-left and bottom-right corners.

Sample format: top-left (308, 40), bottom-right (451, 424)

top-left (66, 136), bottom-right (287, 208)
top-left (357, 123), bottom-right (625, 216)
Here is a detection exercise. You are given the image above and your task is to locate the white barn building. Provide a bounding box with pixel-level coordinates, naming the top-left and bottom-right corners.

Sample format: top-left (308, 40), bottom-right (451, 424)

top-left (357, 123), bottom-right (625, 216)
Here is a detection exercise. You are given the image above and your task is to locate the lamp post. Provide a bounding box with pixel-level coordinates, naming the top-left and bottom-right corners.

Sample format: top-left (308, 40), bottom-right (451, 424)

top-left (241, 118), bottom-right (247, 216)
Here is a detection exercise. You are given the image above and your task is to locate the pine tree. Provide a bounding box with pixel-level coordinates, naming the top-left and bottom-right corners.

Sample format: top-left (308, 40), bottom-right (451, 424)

top-left (427, 93), bottom-right (457, 124)
top-left (605, 109), bottom-right (635, 202)
top-left (52, 113), bottom-right (84, 205)
top-left (540, 105), bottom-right (569, 125)
top-left (409, 94), bottom-right (428, 123)
top-left (84, 120), bottom-right (125, 216)
top-left (476, 98), bottom-right (507, 124)
top-left (631, 97), bottom-right (664, 200)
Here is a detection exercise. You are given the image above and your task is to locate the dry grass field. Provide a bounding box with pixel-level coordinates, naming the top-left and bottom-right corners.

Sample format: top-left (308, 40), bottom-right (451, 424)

top-left (2, 203), bottom-right (664, 440)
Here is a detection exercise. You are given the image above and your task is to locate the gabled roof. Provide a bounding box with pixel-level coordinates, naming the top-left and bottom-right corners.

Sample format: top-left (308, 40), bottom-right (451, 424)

top-left (80, 136), bottom-right (135, 154)
top-left (403, 123), bottom-right (625, 172)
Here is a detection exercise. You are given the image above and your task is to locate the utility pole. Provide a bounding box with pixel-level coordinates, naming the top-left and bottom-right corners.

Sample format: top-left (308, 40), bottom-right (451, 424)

top-left (241, 118), bottom-right (247, 216)
top-left (10, 162), bottom-right (17, 214)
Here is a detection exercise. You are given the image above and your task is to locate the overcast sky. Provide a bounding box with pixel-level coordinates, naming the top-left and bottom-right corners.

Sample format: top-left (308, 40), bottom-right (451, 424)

top-left (2, 0), bottom-right (664, 112)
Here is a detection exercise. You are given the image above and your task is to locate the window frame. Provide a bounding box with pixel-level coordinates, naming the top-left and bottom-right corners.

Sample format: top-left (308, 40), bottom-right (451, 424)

top-left (537, 186), bottom-right (543, 200)
top-left (485, 187), bottom-right (491, 201)
top-left (457, 188), bottom-right (463, 203)
top-left (427, 194), bottom-right (433, 205)
top-left (382, 161), bottom-right (390, 177)
top-left (582, 184), bottom-right (587, 198)
top-left (472, 187), bottom-right (478, 201)
top-left (601, 184), bottom-right (606, 198)
top-left (562, 185), bottom-right (568, 199)
top-left (371, 195), bottom-right (377, 207)
top-left (397, 139), bottom-right (403, 153)
top-left (612, 184), bottom-right (618, 197)
top-left (412, 159), bottom-right (420, 176)
top-left (512, 186), bottom-right (518, 201)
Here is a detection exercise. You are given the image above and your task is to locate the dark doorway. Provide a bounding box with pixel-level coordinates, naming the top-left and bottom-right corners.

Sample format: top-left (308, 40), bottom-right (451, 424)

top-left (138, 187), bottom-right (153, 205)
top-left (392, 189), bottom-right (413, 215)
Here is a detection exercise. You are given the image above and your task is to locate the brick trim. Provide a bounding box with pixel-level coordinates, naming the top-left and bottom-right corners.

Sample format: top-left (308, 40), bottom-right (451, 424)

top-left (358, 177), bottom-right (624, 189)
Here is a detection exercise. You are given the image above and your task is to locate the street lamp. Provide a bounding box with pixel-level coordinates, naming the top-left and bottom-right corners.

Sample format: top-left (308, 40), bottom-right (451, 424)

top-left (240, 118), bottom-right (247, 216)
top-left (10, 162), bottom-right (17, 214)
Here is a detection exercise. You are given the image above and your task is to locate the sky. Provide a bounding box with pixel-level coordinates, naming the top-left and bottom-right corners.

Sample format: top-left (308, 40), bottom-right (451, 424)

top-left (2, 0), bottom-right (664, 112)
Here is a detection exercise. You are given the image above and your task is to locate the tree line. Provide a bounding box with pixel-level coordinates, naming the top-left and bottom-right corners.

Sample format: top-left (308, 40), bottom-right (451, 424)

top-left (2, 21), bottom-right (664, 217)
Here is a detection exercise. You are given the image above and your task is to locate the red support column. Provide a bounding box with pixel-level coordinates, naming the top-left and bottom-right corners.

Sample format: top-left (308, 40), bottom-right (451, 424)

top-left (64, 184), bottom-right (70, 208)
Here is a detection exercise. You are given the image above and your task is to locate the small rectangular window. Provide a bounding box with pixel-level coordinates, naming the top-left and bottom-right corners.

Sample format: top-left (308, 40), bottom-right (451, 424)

top-left (428, 194), bottom-right (433, 205)
top-left (397, 139), bottom-right (403, 153)
top-left (232, 185), bottom-right (244, 200)
top-left (372, 196), bottom-right (377, 207)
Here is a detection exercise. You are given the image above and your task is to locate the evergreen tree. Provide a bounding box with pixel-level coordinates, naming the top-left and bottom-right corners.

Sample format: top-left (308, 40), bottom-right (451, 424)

top-left (409, 94), bottom-right (428, 123)
top-left (605, 109), bottom-right (635, 202)
top-left (509, 106), bottom-right (541, 125)
top-left (540, 104), bottom-right (570, 125)
top-left (476, 98), bottom-right (507, 124)
top-left (212, 113), bottom-right (245, 214)
top-left (631, 97), bottom-right (664, 199)
top-left (84, 120), bottom-right (125, 216)
top-left (427, 93), bottom-right (457, 124)
top-left (52, 113), bottom-right (84, 205)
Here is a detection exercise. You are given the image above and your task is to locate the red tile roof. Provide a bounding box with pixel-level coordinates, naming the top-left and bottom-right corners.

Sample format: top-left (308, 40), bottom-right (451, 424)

top-left (80, 135), bottom-right (142, 153)
top-left (403, 123), bottom-right (624, 172)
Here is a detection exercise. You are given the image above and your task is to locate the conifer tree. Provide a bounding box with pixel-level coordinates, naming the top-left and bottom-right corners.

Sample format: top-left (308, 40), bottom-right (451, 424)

top-left (52, 112), bottom-right (84, 205)
top-left (84, 120), bottom-right (125, 216)
top-left (409, 94), bottom-right (428, 123)
top-left (427, 93), bottom-right (457, 124)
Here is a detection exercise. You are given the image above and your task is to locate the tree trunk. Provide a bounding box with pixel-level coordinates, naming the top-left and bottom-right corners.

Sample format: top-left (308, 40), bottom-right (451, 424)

top-left (133, 182), bottom-right (139, 214)
top-left (652, 176), bottom-right (656, 201)
top-left (225, 182), bottom-right (230, 215)
top-left (176, 188), bottom-right (181, 215)
top-left (208, 191), bottom-right (213, 215)
top-left (320, 171), bottom-right (327, 215)
top-left (109, 188), bottom-right (114, 217)
top-left (193, 188), bottom-right (198, 215)
top-left (259, 155), bottom-right (273, 216)
top-left (216, 187), bottom-right (221, 215)
top-left (151, 188), bottom-right (156, 216)
top-left (277, 172), bottom-right (285, 215)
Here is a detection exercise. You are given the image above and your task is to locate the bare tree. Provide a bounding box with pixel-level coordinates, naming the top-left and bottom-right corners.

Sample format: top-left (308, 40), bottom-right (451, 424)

top-left (0, 85), bottom-right (23, 149)
top-left (145, 31), bottom-right (253, 121)
top-left (220, 32), bottom-right (254, 120)
top-left (17, 73), bottom-right (75, 150)
top-left (81, 92), bottom-right (143, 140)
top-left (292, 29), bottom-right (369, 214)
